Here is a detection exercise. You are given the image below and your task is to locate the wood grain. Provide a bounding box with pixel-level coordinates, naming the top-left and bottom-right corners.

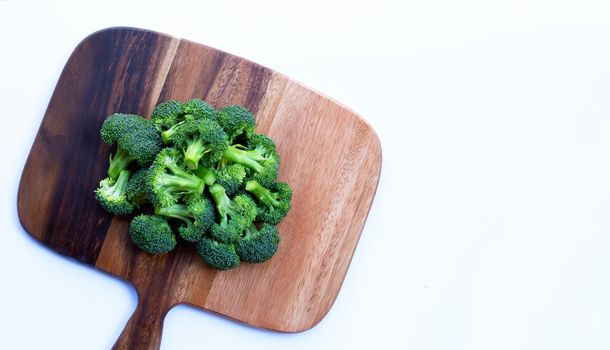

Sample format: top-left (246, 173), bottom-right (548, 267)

top-left (18, 27), bottom-right (381, 349)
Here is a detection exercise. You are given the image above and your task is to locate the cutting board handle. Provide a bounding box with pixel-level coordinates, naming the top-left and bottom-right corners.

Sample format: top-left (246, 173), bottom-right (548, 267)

top-left (112, 295), bottom-right (170, 350)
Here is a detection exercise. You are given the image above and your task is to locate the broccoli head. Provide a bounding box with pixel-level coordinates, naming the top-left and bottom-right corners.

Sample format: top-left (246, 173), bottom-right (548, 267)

top-left (196, 237), bottom-right (240, 271)
top-left (155, 195), bottom-right (215, 242)
top-left (129, 214), bottom-right (177, 254)
top-left (151, 100), bottom-right (183, 133)
top-left (159, 99), bottom-right (216, 143)
top-left (235, 223), bottom-right (280, 263)
top-left (222, 133), bottom-right (279, 187)
top-left (245, 180), bottom-right (292, 225)
top-left (146, 148), bottom-right (205, 207)
top-left (215, 164), bottom-right (246, 195)
top-left (100, 113), bottom-right (163, 179)
top-left (216, 105), bottom-right (256, 143)
top-left (126, 167), bottom-right (149, 207)
top-left (209, 184), bottom-right (257, 243)
top-left (182, 99), bottom-right (216, 120)
top-left (167, 118), bottom-right (228, 170)
top-left (95, 169), bottom-right (134, 215)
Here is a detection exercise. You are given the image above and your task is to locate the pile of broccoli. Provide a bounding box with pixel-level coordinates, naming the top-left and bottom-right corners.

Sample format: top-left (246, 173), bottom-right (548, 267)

top-left (94, 99), bottom-right (292, 270)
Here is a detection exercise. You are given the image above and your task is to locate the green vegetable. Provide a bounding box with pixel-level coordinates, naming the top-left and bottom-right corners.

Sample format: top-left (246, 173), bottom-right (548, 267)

top-left (158, 99), bottom-right (216, 144)
top-left (100, 113), bottom-right (162, 179)
top-left (196, 237), bottom-right (240, 271)
top-left (222, 134), bottom-right (279, 187)
top-left (125, 167), bottom-right (149, 207)
top-left (156, 196), bottom-right (215, 242)
top-left (193, 166), bottom-right (216, 186)
top-left (129, 214), bottom-right (177, 254)
top-left (146, 148), bottom-right (205, 207)
top-left (167, 118), bottom-right (228, 170)
top-left (246, 180), bottom-right (292, 225)
top-left (151, 100), bottom-right (183, 133)
top-left (216, 105), bottom-right (255, 143)
top-left (215, 164), bottom-right (246, 195)
top-left (94, 169), bottom-right (134, 215)
top-left (95, 99), bottom-right (293, 270)
top-left (209, 184), bottom-right (257, 243)
top-left (235, 223), bottom-right (280, 263)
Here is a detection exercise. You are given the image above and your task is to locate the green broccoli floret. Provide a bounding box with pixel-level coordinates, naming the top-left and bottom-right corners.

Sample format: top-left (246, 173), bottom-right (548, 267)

top-left (196, 237), bottom-right (240, 271)
top-left (215, 164), bottom-right (247, 195)
top-left (100, 113), bottom-right (163, 179)
top-left (235, 223), bottom-right (280, 263)
top-left (155, 196), bottom-right (215, 242)
top-left (126, 167), bottom-right (149, 207)
top-left (160, 99), bottom-right (216, 144)
top-left (95, 169), bottom-right (134, 215)
top-left (167, 119), bottom-right (228, 170)
top-left (245, 180), bottom-right (292, 225)
top-left (216, 105), bottom-right (256, 142)
top-left (182, 99), bottom-right (216, 120)
top-left (208, 184), bottom-right (257, 243)
top-left (150, 100), bottom-right (183, 133)
top-left (100, 113), bottom-right (139, 143)
top-left (129, 214), bottom-right (177, 254)
top-left (222, 134), bottom-right (279, 187)
top-left (146, 148), bottom-right (205, 207)
top-left (193, 166), bottom-right (217, 186)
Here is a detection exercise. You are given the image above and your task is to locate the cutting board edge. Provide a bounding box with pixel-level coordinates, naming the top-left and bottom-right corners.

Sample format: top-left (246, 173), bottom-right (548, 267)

top-left (99, 26), bottom-right (382, 144)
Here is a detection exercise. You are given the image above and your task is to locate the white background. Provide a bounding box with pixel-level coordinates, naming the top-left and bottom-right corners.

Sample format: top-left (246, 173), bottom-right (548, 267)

top-left (2, 0), bottom-right (610, 349)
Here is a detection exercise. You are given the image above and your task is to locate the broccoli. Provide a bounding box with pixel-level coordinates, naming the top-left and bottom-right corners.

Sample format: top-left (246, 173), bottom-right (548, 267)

top-left (126, 167), bottom-right (149, 207)
top-left (222, 133), bottom-right (279, 187)
top-left (167, 118), bottom-right (228, 170)
top-left (155, 196), bottom-right (215, 242)
top-left (216, 105), bottom-right (255, 142)
top-left (193, 166), bottom-right (217, 186)
top-left (182, 99), bottom-right (216, 120)
top-left (215, 164), bottom-right (246, 195)
top-left (235, 223), bottom-right (280, 263)
top-left (95, 99), bottom-right (292, 270)
top-left (146, 148), bottom-right (205, 207)
top-left (95, 169), bottom-right (134, 215)
top-left (208, 184), bottom-right (257, 243)
top-left (196, 237), bottom-right (240, 271)
top-left (151, 100), bottom-right (183, 133)
top-left (100, 113), bottom-right (163, 179)
top-left (245, 180), bottom-right (292, 225)
top-left (100, 113), bottom-right (141, 144)
top-left (159, 99), bottom-right (216, 144)
top-left (129, 214), bottom-right (177, 254)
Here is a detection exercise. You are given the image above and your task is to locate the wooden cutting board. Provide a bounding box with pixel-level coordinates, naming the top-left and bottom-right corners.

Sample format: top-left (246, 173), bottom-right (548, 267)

top-left (18, 27), bottom-right (381, 349)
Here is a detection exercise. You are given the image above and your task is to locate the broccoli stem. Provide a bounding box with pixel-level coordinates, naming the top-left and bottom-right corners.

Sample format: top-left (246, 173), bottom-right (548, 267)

top-left (161, 121), bottom-right (184, 144)
top-left (108, 170), bottom-right (131, 198)
top-left (166, 160), bottom-right (201, 183)
top-left (108, 146), bottom-right (134, 179)
top-left (156, 204), bottom-right (193, 225)
top-left (209, 184), bottom-right (232, 227)
top-left (245, 180), bottom-right (280, 207)
top-left (244, 223), bottom-right (258, 237)
top-left (193, 166), bottom-right (216, 186)
top-left (184, 137), bottom-right (208, 170)
top-left (223, 146), bottom-right (264, 172)
top-left (157, 173), bottom-right (205, 194)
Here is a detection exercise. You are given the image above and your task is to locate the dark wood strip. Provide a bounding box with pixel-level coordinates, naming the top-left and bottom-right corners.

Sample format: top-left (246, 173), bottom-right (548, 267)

top-left (156, 40), bottom-right (272, 114)
top-left (18, 28), bottom-right (177, 264)
top-left (156, 41), bottom-right (226, 103)
top-left (203, 54), bottom-right (273, 113)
